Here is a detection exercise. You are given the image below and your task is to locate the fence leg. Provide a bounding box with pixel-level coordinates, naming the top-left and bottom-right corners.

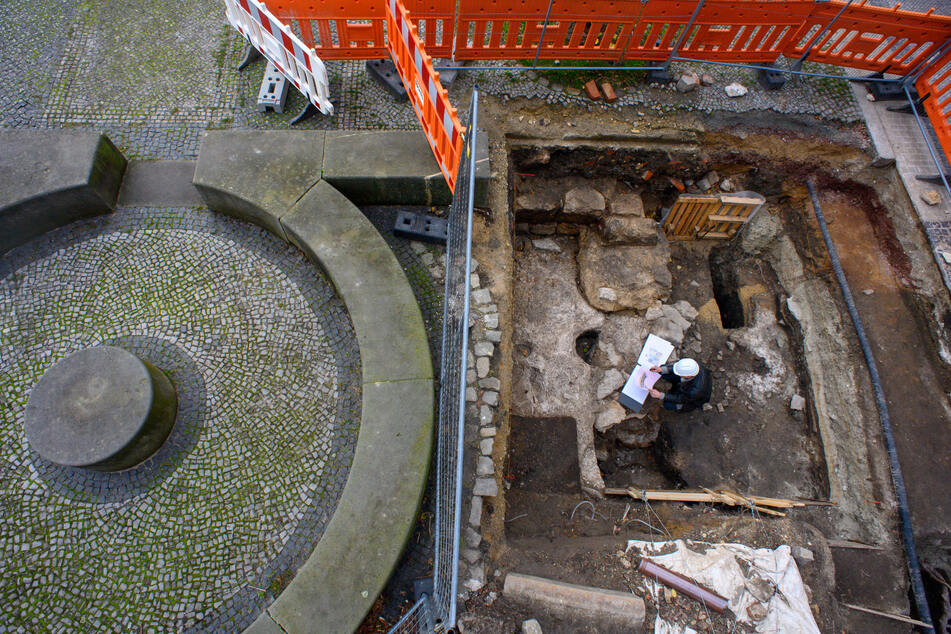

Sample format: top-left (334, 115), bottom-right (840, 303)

top-left (649, 0), bottom-right (705, 82)
top-left (237, 40), bottom-right (263, 70)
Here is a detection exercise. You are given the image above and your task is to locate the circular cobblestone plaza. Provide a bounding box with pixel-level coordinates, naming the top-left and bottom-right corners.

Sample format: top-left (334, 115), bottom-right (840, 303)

top-left (0, 207), bottom-right (361, 631)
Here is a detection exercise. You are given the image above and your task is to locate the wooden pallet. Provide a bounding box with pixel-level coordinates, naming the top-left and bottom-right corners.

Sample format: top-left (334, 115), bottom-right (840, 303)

top-left (662, 191), bottom-right (765, 241)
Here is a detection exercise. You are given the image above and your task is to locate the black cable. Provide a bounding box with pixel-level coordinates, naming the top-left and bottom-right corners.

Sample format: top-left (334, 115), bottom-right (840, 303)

top-left (806, 178), bottom-right (934, 630)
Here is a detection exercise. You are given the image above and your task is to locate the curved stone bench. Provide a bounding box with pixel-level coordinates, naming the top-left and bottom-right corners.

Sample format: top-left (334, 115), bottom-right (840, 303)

top-left (194, 132), bottom-right (434, 633)
top-left (0, 131), bottom-right (126, 255)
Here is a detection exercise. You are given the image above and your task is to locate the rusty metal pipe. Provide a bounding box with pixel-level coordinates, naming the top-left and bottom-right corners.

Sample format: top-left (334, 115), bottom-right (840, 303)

top-left (637, 559), bottom-right (729, 613)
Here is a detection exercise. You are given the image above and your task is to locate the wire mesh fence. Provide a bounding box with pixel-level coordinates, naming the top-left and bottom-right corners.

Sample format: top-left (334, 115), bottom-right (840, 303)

top-left (390, 89), bottom-right (479, 634)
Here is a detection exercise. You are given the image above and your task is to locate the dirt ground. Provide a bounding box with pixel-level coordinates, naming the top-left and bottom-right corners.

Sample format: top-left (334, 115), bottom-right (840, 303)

top-left (459, 96), bottom-right (951, 633)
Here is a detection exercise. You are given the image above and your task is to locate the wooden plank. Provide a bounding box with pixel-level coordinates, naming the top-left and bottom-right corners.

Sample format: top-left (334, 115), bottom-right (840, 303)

top-left (842, 604), bottom-right (931, 627)
top-left (720, 195), bottom-right (763, 205)
top-left (828, 540), bottom-right (883, 550)
top-left (702, 232), bottom-right (732, 239)
top-left (707, 214), bottom-right (750, 223)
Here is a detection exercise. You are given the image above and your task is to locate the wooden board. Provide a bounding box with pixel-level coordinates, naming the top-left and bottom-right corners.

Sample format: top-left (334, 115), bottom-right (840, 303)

top-left (663, 192), bottom-right (764, 241)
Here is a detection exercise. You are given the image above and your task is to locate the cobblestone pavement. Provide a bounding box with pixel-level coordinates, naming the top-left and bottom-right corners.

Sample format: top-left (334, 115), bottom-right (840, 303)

top-left (0, 208), bottom-right (361, 632)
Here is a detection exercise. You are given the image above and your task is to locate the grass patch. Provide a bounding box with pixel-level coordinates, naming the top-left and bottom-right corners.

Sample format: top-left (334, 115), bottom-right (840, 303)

top-left (518, 58), bottom-right (647, 90)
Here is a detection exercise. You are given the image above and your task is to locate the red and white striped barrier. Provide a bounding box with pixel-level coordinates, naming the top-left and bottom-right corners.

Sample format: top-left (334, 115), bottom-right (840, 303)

top-left (224, 0), bottom-right (334, 115)
top-left (386, 0), bottom-right (464, 191)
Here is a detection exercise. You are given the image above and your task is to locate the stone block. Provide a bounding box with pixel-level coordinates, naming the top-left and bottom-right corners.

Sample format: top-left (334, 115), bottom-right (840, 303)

top-left (676, 72), bottom-right (699, 93)
top-left (610, 193), bottom-right (645, 216)
top-left (473, 477), bottom-right (499, 496)
top-left (476, 456), bottom-right (494, 476)
top-left (0, 131), bottom-right (126, 254)
top-left (563, 186), bottom-right (606, 217)
top-left (474, 341), bottom-right (494, 357)
top-left (480, 437), bottom-right (494, 455)
top-left (599, 215), bottom-right (659, 246)
top-left (323, 130), bottom-right (490, 206)
top-left (469, 495), bottom-right (483, 526)
top-left (503, 573), bottom-right (645, 630)
top-left (194, 131), bottom-right (324, 240)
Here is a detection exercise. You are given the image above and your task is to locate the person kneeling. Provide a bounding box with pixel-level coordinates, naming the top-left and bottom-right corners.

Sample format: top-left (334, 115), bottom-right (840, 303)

top-left (648, 358), bottom-right (712, 413)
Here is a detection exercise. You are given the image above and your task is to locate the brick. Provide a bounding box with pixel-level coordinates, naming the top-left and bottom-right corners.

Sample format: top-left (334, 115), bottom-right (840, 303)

top-left (601, 82), bottom-right (617, 103)
top-left (669, 177), bottom-right (686, 192)
top-left (584, 80), bottom-right (602, 100)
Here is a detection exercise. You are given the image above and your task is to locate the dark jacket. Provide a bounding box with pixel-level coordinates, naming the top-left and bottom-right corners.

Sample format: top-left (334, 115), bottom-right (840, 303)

top-left (659, 363), bottom-right (712, 412)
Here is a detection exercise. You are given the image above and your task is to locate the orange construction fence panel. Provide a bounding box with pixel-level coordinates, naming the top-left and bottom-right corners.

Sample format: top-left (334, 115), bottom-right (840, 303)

top-left (386, 0), bottom-right (465, 190)
top-left (783, 1), bottom-right (951, 74)
top-left (266, 0), bottom-right (453, 59)
top-left (916, 47), bottom-right (951, 169)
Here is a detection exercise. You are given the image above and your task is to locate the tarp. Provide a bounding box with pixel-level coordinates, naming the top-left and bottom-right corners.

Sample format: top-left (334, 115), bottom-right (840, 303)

top-left (628, 539), bottom-right (820, 634)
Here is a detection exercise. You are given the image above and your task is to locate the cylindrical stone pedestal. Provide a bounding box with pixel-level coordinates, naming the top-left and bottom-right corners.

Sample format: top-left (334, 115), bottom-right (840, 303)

top-left (24, 346), bottom-right (178, 472)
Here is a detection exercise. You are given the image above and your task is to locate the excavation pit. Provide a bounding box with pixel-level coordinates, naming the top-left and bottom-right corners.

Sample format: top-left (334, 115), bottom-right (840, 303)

top-left (510, 145), bottom-right (831, 504)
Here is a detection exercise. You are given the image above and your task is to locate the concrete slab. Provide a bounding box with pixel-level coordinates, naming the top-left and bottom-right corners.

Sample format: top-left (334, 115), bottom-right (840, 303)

top-left (118, 160), bottom-right (202, 207)
top-left (282, 180), bottom-right (432, 384)
top-left (192, 130), bottom-right (326, 239)
top-left (268, 378), bottom-right (434, 634)
top-left (0, 131), bottom-right (126, 254)
top-left (323, 130), bottom-right (490, 206)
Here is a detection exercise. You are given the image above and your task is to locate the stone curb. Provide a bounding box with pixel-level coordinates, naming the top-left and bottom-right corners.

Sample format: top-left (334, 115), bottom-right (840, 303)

top-left (193, 168), bottom-right (435, 631)
top-left (193, 130), bottom-right (489, 221)
top-left (0, 131), bottom-right (126, 255)
top-left (192, 134), bottom-right (439, 632)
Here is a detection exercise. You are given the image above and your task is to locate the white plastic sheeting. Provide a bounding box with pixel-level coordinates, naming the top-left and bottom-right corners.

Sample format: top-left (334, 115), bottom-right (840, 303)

top-left (628, 539), bottom-right (820, 634)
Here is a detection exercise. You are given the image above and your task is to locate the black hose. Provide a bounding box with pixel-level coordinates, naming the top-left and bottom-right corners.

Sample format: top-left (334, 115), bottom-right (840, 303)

top-left (806, 179), bottom-right (934, 630)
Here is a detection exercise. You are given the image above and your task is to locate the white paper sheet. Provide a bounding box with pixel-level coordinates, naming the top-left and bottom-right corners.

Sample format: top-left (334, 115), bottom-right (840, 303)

top-left (620, 334), bottom-right (674, 409)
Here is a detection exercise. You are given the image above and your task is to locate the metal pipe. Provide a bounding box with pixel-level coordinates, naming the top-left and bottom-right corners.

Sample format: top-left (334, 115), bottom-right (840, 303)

top-left (901, 37), bottom-right (951, 87)
top-left (791, 0), bottom-right (854, 72)
top-left (638, 559), bottom-right (729, 613)
top-left (532, 0), bottom-right (556, 69)
top-left (671, 56), bottom-right (899, 82)
top-left (447, 87), bottom-right (479, 627)
top-left (805, 179), bottom-right (934, 631)
top-left (617, 0), bottom-right (649, 65)
top-left (904, 84), bottom-right (951, 202)
top-left (665, 0), bottom-right (706, 69)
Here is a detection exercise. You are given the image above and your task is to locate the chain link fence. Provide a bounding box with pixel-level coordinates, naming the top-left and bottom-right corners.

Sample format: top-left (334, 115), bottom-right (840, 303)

top-left (389, 89), bottom-right (479, 633)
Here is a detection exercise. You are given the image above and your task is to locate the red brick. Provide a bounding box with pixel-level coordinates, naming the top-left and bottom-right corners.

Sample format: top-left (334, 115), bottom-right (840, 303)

top-left (669, 177), bottom-right (686, 192)
top-left (601, 82), bottom-right (617, 103)
top-left (584, 80), bottom-right (602, 100)
top-left (641, 169), bottom-right (653, 181)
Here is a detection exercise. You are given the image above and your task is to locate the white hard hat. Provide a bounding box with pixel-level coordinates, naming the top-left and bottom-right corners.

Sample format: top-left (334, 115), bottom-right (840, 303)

top-left (673, 358), bottom-right (699, 377)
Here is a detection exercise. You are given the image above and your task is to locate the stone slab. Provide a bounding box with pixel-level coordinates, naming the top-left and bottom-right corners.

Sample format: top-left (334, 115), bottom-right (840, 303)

top-left (282, 180), bottom-right (432, 384)
top-left (268, 378), bottom-right (434, 633)
top-left (192, 130), bottom-right (326, 239)
top-left (118, 160), bottom-right (203, 207)
top-left (323, 130), bottom-right (490, 207)
top-left (0, 131), bottom-right (126, 254)
top-left (503, 573), bottom-right (645, 630)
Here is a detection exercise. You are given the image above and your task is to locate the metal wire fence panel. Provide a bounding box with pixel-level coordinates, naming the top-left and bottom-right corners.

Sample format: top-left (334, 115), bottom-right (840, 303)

top-left (390, 90), bottom-right (478, 634)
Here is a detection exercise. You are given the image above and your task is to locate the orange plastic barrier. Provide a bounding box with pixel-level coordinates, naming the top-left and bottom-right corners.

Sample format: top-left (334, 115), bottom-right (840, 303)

top-left (916, 47), bottom-right (951, 168)
top-left (785, 1), bottom-right (951, 74)
top-left (266, 0), bottom-right (453, 59)
top-left (386, 0), bottom-right (465, 190)
top-left (452, 0), bottom-right (819, 62)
